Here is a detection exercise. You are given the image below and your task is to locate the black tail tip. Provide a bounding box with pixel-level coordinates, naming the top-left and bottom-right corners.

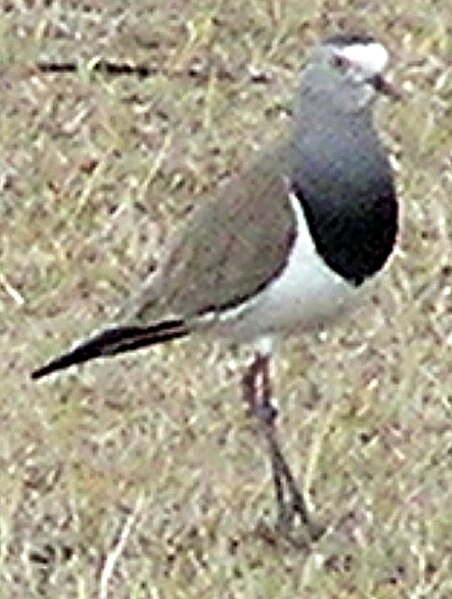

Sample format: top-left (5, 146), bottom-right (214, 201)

top-left (30, 369), bottom-right (40, 380)
top-left (29, 319), bottom-right (190, 381)
top-left (30, 352), bottom-right (77, 380)
top-left (30, 364), bottom-right (55, 380)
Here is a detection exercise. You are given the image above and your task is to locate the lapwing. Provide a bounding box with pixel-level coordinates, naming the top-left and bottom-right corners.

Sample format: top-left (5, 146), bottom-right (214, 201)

top-left (32, 34), bottom-right (400, 541)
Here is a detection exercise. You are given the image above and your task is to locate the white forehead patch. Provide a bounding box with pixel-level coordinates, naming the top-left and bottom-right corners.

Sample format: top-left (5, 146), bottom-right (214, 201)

top-left (338, 42), bottom-right (389, 75)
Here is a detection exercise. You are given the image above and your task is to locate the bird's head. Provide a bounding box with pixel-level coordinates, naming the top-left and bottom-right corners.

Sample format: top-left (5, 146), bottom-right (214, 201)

top-left (300, 34), bottom-right (400, 115)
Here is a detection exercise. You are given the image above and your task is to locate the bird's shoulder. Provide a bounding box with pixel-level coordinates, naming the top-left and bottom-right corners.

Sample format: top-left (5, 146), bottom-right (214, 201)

top-left (130, 139), bottom-right (298, 324)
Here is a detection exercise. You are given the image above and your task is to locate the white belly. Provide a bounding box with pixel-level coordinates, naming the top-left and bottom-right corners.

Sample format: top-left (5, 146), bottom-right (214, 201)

top-left (213, 192), bottom-right (361, 342)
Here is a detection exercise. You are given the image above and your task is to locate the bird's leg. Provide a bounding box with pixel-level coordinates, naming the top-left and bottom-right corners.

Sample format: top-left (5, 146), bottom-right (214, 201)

top-left (241, 354), bottom-right (322, 541)
top-left (242, 354), bottom-right (285, 516)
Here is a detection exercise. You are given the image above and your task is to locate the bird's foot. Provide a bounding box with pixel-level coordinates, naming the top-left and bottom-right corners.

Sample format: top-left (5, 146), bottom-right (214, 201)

top-left (270, 447), bottom-right (325, 545)
top-left (256, 508), bottom-right (324, 550)
top-left (274, 498), bottom-right (325, 546)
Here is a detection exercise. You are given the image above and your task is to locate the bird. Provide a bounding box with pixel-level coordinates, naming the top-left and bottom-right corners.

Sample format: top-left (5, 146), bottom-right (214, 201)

top-left (31, 33), bottom-right (400, 542)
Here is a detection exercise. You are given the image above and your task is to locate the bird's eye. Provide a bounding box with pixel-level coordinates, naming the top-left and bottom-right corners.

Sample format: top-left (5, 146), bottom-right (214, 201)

top-left (332, 54), bottom-right (350, 70)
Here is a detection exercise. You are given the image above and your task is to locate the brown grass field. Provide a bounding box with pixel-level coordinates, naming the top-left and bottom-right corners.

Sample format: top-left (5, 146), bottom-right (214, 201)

top-left (1, 1), bottom-right (451, 597)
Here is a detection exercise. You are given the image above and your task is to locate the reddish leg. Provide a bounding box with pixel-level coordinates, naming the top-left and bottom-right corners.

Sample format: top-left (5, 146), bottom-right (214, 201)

top-left (242, 353), bottom-right (322, 541)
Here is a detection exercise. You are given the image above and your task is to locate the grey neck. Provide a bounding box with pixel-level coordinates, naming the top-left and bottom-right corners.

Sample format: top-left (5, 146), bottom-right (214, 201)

top-left (295, 64), bottom-right (376, 122)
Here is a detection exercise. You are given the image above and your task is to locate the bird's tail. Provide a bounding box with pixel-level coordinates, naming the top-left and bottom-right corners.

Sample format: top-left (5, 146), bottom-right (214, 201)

top-left (31, 319), bottom-right (189, 380)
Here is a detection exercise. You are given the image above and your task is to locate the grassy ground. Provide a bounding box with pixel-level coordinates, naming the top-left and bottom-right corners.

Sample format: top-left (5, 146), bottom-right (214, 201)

top-left (1, 1), bottom-right (451, 597)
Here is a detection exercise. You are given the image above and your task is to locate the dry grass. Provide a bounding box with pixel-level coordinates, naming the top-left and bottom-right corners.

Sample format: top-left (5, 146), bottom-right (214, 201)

top-left (1, 1), bottom-right (451, 597)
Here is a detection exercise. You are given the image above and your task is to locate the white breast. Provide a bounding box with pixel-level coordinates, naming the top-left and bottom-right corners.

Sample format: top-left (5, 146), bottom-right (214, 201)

top-left (213, 192), bottom-right (361, 342)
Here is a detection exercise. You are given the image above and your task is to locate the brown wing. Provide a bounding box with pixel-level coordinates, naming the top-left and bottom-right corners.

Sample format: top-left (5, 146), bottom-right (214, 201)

top-left (127, 139), bottom-right (297, 325)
